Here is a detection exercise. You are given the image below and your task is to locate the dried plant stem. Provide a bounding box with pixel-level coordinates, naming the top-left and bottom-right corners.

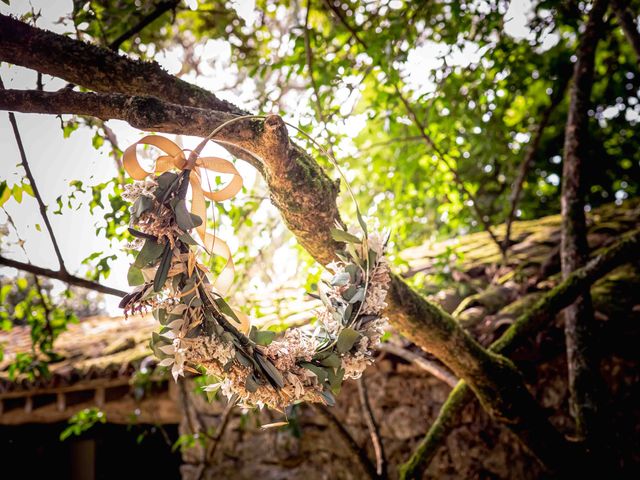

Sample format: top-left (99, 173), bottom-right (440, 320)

top-left (357, 375), bottom-right (387, 479)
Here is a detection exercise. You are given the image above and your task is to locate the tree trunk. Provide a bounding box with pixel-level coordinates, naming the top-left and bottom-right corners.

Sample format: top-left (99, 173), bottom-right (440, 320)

top-left (561, 0), bottom-right (610, 464)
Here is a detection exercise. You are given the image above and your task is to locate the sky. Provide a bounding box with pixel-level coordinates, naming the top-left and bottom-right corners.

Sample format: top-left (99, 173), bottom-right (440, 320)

top-left (0, 0), bottom-right (538, 316)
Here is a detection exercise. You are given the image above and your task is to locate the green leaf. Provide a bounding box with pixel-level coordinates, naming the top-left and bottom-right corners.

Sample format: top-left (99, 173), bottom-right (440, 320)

top-left (134, 239), bottom-right (164, 268)
top-left (255, 353), bottom-right (284, 388)
top-left (153, 244), bottom-right (173, 292)
top-left (300, 362), bottom-right (329, 383)
top-left (319, 390), bottom-right (336, 407)
top-left (336, 328), bottom-right (360, 354)
top-left (328, 367), bottom-right (345, 394)
top-left (331, 272), bottom-right (351, 286)
top-left (356, 208), bottom-right (368, 236)
top-left (35, 223), bottom-right (41, 232)
top-left (174, 199), bottom-right (202, 231)
top-left (178, 232), bottom-right (198, 245)
top-left (319, 353), bottom-right (341, 368)
top-left (245, 374), bottom-right (260, 393)
top-left (330, 228), bottom-right (361, 244)
top-left (0, 182), bottom-right (10, 207)
top-left (254, 330), bottom-right (276, 346)
top-left (12, 184), bottom-right (23, 203)
top-left (127, 265), bottom-right (144, 286)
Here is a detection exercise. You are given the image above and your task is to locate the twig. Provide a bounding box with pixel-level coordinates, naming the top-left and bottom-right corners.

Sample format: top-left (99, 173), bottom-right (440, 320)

top-left (399, 227), bottom-right (640, 479)
top-left (312, 404), bottom-right (378, 480)
top-left (357, 375), bottom-right (387, 479)
top-left (304, 0), bottom-right (329, 128)
top-left (0, 255), bottom-right (127, 297)
top-left (503, 75), bottom-right (569, 254)
top-left (109, 1), bottom-right (179, 51)
top-left (323, 0), bottom-right (503, 253)
top-left (376, 343), bottom-right (458, 388)
top-left (2, 78), bottom-right (67, 273)
top-left (205, 401), bottom-right (234, 462)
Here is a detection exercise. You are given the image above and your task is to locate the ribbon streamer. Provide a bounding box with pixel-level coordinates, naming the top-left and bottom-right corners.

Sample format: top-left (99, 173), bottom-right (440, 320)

top-left (123, 135), bottom-right (242, 295)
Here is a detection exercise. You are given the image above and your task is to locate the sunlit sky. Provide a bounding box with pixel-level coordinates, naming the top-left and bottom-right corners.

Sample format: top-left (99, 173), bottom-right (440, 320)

top-left (0, 0), bottom-right (537, 315)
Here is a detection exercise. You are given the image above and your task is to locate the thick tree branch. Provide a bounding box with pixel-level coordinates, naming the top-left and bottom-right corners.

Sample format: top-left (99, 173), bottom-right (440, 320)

top-left (400, 227), bottom-right (640, 479)
top-left (0, 256), bottom-right (127, 297)
top-left (0, 13), bottom-right (244, 115)
top-left (612, 0), bottom-right (640, 61)
top-left (561, 0), bottom-right (609, 452)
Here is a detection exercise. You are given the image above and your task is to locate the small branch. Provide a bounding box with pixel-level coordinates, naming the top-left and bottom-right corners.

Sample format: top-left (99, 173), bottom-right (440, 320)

top-left (399, 227), bottom-right (640, 479)
top-left (612, 0), bottom-right (640, 61)
top-left (0, 255), bottom-right (127, 297)
top-left (503, 75), bottom-right (569, 253)
top-left (312, 404), bottom-right (378, 480)
top-left (2, 80), bottom-right (67, 273)
top-left (204, 401), bottom-right (234, 462)
top-left (376, 343), bottom-right (458, 388)
top-left (323, 0), bottom-right (503, 253)
top-left (357, 375), bottom-right (387, 479)
top-left (304, 0), bottom-right (330, 128)
top-left (109, 0), bottom-right (179, 51)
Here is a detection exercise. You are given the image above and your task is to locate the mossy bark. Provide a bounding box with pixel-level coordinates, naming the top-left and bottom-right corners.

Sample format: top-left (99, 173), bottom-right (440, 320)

top-left (400, 229), bottom-right (640, 479)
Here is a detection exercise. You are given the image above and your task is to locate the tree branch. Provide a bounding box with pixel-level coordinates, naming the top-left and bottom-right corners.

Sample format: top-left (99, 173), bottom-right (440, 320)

top-left (400, 227), bottom-right (640, 479)
top-left (561, 0), bottom-right (609, 453)
top-left (108, 0), bottom-right (180, 51)
top-left (323, 0), bottom-right (504, 254)
top-left (376, 343), bottom-right (458, 388)
top-left (312, 404), bottom-right (378, 480)
top-left (0, 255), bottom-right (127, 297)
top-left (612, 0), bottom-right (640, 61)
top-left (0, 13), bottom-right (244, 114)
top-left (2, 82), bottom-right (68, 274)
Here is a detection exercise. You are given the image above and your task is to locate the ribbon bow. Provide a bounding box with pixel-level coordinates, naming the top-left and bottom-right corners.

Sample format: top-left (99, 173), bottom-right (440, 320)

top-left (123, 135), bottom-right (242, 295)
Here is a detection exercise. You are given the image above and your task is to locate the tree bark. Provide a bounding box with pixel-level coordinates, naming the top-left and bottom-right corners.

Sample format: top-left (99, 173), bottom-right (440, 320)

top-left (561, 0), bottom-right (609, 456)
top-left (0, 13), bottom-right (244, 115)
top-left (400, 227), bottom-right (640, 479)
top-left (612, 0), bottom-right (640, 61)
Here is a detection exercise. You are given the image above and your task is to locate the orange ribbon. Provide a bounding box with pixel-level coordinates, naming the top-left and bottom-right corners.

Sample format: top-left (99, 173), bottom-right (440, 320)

top-left (123, 135), bottom-right (242, 295)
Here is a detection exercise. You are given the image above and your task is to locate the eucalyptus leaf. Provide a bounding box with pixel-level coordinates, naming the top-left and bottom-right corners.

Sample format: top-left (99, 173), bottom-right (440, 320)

top-left (254, 330), bottom-right (276, 346)
top-left (330, 228), bottom-right (361, 244)
top-left (319, 353), bottom-right (341, 368)
top-left (134, 239), bottom-right (164, 268)
top-left (331, 272), bottom-right (351, 287)
top-left (255, 354), bottom-right (285, 388)
top-left (300, 362), bottom-right (328, 383)
top-left (336, 328), bottom-right (360, 354)
top-left (174, 199), bottom-right (203, 231)
top-left (127, 265), bottom-right (144, 286)
top-left (153, 243), bottom-right (173, 292)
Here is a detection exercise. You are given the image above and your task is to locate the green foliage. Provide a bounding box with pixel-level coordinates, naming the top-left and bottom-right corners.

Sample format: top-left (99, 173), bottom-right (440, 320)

top-left (60, 408), bottom-right (106, 441)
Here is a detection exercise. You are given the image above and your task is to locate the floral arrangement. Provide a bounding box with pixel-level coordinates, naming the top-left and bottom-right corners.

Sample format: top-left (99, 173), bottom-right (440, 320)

top-left (118, 132), bottom-right (390, 409)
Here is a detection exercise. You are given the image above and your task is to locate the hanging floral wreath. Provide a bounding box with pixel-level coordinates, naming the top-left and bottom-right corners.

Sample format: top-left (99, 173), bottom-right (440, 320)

top-left (118, 118), bottom-right (390, 409)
